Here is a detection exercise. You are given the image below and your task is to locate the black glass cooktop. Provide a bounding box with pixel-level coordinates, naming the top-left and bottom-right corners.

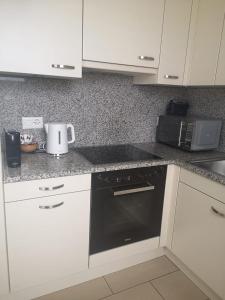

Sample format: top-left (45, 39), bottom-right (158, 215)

top-left (75, 144), bottom-right (161, 165)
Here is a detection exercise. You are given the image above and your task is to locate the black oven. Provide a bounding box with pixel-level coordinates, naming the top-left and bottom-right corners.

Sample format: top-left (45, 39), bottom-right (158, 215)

top-left (90, 166), bottom-right (167, 254)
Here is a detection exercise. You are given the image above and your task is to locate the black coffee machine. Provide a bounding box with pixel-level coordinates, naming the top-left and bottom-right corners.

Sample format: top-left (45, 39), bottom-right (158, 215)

top-left (4, 130), bottom-right (21, 168)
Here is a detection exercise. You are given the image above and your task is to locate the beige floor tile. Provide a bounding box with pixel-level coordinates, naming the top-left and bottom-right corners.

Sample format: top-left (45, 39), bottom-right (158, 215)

top-left (152, 270), bottom-right (208, 300)
top-left (104, 256), bottom-right (178, 293)
top-left (34, 277), bottom-right (112, 300)
top-left (103, 283), bottom-right (163, 300)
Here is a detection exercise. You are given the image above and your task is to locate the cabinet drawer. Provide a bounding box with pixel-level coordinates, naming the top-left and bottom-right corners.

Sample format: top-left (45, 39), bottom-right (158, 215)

top-left (180, 169), bottom-right (225, 204)
top-left (4, 174), bottom-right (91, 202)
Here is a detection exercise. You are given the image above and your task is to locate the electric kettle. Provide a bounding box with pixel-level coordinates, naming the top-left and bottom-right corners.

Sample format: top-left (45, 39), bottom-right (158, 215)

top-left (44, 123), bottom-right (75, 155)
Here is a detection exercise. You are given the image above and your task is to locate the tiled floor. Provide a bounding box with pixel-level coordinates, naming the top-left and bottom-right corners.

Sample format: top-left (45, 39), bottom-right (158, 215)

top-left (35, 256), bottom-right (209, 300)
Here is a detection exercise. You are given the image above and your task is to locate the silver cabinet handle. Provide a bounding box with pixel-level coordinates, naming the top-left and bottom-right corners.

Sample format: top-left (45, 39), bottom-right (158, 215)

top-left (39, 202), bottom-right (64, 209)
top-left (114, 185), bottom-right (155, 196)
top-left (211, 206), bottom-right (225, 218)
top-left (51, 64), bottom-right (75, 70)
top-left (138, 56), bottom-right (154, 61)
top-left (164, 75), bottom-right (179, 79)
top-left (39, 184), bottom-right (64, 191)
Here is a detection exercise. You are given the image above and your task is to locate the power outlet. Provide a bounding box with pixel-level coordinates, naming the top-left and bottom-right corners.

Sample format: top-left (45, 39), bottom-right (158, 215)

top-left (22, 117), bottom-right (43, 129)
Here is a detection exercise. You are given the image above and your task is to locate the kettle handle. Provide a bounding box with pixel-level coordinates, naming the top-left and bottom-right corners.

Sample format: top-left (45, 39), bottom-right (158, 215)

top-left (67, 124), bottom-right (75, 144)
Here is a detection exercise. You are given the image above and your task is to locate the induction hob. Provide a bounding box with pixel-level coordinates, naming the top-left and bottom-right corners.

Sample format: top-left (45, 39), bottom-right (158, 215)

top-left (75, 144), bottom-right (161, 165)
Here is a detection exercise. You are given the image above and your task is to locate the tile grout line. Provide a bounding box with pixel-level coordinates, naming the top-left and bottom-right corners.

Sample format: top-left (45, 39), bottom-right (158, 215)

top-left (101, 267), bottom-right (208, 300)
top-left (103, 276), bottom-right (114, 295)
top-left (149, 269), bottom-right (179, 283)
top-left (99, 280), bottom-right (165, 300)
top-left (150, 271), bottom-right (209, 300)
top-left (164, 255), bottom-right (180, 270)
top-left (149, 281), bottom-right (166, 300)
top-left (101, 269), bottom-right (179, 297)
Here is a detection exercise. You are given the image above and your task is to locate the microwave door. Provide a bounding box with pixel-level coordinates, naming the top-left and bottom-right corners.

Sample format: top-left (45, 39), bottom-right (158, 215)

top-left (191, 121), bottom-right (222, 151)
top-left (157, 119), bottom-right (182, 147)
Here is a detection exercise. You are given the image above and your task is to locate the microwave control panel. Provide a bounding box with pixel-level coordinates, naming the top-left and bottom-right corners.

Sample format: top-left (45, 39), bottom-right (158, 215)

top-left (180, 122), bottom-right (194, 149)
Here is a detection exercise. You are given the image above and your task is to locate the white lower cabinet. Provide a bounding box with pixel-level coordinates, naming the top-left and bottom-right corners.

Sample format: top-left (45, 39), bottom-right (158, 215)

top-left (172, 182), bottom-right (225, 299)
top-left (6, 191), bottom-right (90, 292)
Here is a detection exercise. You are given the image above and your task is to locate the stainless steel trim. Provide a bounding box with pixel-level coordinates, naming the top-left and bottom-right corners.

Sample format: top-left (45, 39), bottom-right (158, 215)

top-left (51, 64), bottom-right (75, 70)
top-left (164, 75), bottom-right (179, 79)
top-left (114, 185), bottom-right (155, 196)
top-left (178, 122), bottom-right (184, 147)
top-left (39, 184), bottom-right (65, 191)
top-left (58, 131), bottom-right (61, 145)
top-left (138, 56), bottom-right (154, 61)
top-left (124, 238), bottom-right (132, 242)
top-left (39, 202), bottom-right (64, 209)
top-left (190, 158), bottom-right (225, 164)
top-left (211, 206), bottom-right (225, 218)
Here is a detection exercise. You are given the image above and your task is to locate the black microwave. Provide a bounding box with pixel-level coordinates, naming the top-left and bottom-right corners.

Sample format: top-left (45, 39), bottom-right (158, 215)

top-left (156, 115), bottom-right (222, 151)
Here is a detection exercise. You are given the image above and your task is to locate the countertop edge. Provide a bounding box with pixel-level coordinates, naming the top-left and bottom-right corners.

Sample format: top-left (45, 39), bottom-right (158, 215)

top-left (3, 143), bottom-right (225, 187)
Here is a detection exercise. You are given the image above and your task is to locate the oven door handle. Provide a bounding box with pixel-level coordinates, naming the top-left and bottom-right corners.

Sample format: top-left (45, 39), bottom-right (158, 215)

top-left (113, 185), bottom-right (155, 196)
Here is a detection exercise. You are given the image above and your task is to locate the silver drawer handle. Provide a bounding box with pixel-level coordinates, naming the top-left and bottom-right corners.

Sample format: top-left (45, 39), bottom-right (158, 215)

top-left (114, 185), bottom-right (155, 196)
top-left (138, 56), bottom-right (154, 61)
top-left (39, 184), bottom-right (64, 191)
top-left (39, 202), bottom-right (64, 209)
top-left (51, 64), bottom-right (75, 70)
top-left (211, 206), bottom-right (225, 218)
top-left (164, 75), bottom-right (179, 79)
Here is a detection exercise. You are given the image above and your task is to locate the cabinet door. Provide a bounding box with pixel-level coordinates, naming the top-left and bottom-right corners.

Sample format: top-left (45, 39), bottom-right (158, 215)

top-left (0, 147), bottom-right (9, 296)
top-left (157, 0), bottom-right (192, 85)
top-left (0, 0), bottom-right (82, 78)
top-left (83, 0), bottom-right (164, 68)
top-left (0, 204), bottom-right (9, 296)
top-left (172, 183), bottom-right (225, 299)
top-left (184, 0), bottom-right (225, 85)
top-left (6, 191), bottom-right (90, 291)
top-left (215, 22), bottom-right (225, 85)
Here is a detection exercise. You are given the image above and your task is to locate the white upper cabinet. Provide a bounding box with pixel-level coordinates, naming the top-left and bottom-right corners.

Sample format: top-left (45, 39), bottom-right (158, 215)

top-left (83, 0), bottom-right (165, 70)
top-left (184, 0), bottom-right (225, 86)
top-left (215, 21), bottom-right (225, 85)
top-left (134, 0), bottom-right (192, 85)
top-left (157, 0), bottom-right (192, 85)
top-left (0, 0), bottom-right (82, 78)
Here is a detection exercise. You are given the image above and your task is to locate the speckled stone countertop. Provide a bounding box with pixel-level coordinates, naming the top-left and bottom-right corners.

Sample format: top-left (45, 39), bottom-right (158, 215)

top-left (3, 143), bottom-right (225, 185)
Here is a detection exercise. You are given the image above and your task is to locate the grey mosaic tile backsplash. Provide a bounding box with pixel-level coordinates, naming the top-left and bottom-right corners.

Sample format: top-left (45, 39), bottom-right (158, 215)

top-left (187, 87), bottom-right (225, 151)
top-left (0, 72), bottom-right (186, 147)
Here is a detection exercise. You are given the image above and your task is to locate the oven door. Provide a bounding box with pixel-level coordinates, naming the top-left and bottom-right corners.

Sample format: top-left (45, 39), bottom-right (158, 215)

top-left (90, 182), bottom-right (164, 254)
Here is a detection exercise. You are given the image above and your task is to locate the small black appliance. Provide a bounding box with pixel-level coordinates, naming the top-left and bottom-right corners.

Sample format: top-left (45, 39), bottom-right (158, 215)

top-left (5, 130), bottom-right (21, 168)
top-left (166, 100), bottom-right (189, 116)
top-left (156, 115), bottom-right (222, 151)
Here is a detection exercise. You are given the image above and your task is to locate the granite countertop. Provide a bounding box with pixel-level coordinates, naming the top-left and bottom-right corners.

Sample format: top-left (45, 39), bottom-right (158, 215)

top-left (3, 143), bottom-right (225, 185)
